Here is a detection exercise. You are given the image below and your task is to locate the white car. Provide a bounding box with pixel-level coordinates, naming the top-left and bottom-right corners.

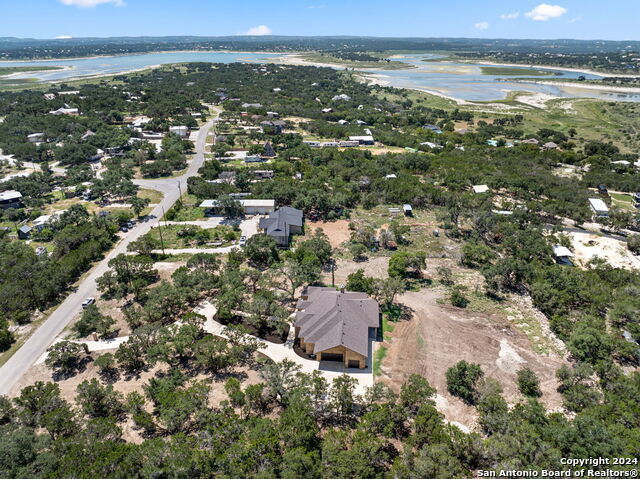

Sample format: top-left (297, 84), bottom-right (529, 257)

top-left (81, 297), bottom-right (96, 308)
top-left (239, 236), bottom-right (247, 247)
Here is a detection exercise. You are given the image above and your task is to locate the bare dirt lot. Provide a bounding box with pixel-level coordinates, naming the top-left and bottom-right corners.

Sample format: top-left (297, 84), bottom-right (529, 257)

top-left (323, 256), bottom-right (390, 285)
top-left (569, 232), bottom-right (640, 270)
top-left (379, 288), bottom-right (567, 432)
top-left (305, 220), bottom-right (351, 248)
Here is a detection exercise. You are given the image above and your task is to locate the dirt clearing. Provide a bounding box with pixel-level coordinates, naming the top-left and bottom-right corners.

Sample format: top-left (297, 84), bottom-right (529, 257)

top-left (569, 232), bottom-right (640, 270)
top-left (305, 220), bottom-right (351, 248)
top-left (379, 288), bottom-right (567, 431)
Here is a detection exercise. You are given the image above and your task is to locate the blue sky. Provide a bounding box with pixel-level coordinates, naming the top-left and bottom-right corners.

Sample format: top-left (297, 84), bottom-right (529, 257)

top-left (0, 0), bottom-right (638, 40)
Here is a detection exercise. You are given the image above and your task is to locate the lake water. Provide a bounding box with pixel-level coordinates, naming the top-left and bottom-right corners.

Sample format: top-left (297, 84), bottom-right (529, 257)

top-left (2, 51), bottom-right (639, 103)
top-left (368, 54), bottom-right (640, 103)
top-left (0, 51), bottom-right (275, 80)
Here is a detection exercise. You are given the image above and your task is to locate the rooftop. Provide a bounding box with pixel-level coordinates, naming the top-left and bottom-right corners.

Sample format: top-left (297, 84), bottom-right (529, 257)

top-left (0, 190), bottom-right (23, 201)
top-left (295, 287), bottom-right (379, 357)
top-left (199, 199), bottom-right (275, 208)
top-left (588, 198), bottom-right (609, 212)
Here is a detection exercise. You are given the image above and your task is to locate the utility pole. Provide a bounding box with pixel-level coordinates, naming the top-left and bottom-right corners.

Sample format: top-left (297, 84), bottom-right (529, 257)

top-left (158, 206), bottom-right (167, 256)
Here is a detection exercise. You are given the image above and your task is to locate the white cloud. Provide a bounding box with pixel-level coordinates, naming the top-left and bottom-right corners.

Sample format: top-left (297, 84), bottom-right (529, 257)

top-left (474, 22), bottom-right (489, 30)
top-left (243, 25), bottom-right (272, 36)
top-left (525, 4), bottom-right (567, 21)
top-left (55, 35), bottom-right (73, 39)
top-left (500, 12), bottom-right (519, 20)
top-left (59, 0), bottom-right (124, 6)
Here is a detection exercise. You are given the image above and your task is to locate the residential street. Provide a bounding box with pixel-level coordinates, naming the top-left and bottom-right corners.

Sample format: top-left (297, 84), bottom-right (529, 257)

top-left (0, 111), bottom-right (220, 396)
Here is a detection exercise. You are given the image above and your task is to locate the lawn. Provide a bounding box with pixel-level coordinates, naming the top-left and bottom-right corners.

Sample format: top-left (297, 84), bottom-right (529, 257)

top-left (138, 188), bottom-right (164, 204)
top-left (373, 345), bottom-right (388, 377)
top-left (141, 224), bottom-right (238, 249)
top-left (610, 192), bottom-right (636, 211)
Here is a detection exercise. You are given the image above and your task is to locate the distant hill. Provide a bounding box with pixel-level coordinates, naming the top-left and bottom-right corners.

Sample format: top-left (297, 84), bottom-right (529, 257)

top-left (1, 35), bottom-right (640, 60)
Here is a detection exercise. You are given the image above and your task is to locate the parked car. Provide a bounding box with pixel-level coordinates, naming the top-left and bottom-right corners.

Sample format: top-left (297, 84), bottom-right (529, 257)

top-left (81, 297), bottom-right (95, 308)
top-left (597, 184), bottom-right (609, 196)
top-left (120, 226), bottom-right (129, 232)
top-left (239, 236), bottom-right (247, 247)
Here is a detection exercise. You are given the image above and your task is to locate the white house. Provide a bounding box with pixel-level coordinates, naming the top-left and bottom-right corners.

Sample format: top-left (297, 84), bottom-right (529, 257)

top-left (199, 199), bottom-right (276, 215)
top-left (349, 135), bottom-right (375, 146)
top-left (169, 126), bottom-right (190, 138)
top-left (588, 198), bottom-right (609, 217)
top-left (472, 185), bottom-right (490, 194)
top-left (49, 107), bottom-right (79, 116)
top-left (27, 133), bottom-right (45, 143)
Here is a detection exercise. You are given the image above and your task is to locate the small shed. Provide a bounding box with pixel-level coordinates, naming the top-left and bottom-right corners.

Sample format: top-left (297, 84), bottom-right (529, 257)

top-left (403, 204), bottom-right (413, 216)
top-left (472, 185), bottom-right (490, 194)
top-left (18, 225), bottom-right (32, 240)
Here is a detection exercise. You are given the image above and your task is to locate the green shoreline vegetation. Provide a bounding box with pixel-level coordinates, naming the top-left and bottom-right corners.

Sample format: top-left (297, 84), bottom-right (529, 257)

top-left (300, 52), bottom-right (414, 70)
top-left (0, 65), bottom-right (63, 76)
top-left (479, 66), bottom-right (558, 77)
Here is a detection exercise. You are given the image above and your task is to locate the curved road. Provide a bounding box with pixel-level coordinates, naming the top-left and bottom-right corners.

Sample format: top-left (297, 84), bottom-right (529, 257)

top-left (0, 111), bottom-right (219, 396)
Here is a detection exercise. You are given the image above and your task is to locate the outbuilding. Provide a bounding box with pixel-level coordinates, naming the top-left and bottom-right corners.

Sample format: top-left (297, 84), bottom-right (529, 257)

top-left (552, 245), bottom-right (574, 266)
top-left (18, 225), bottom-right (32, 240)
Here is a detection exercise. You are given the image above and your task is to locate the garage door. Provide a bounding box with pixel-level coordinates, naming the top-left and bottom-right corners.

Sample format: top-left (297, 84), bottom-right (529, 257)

top-left (321, 353), bottom-right (343, 362)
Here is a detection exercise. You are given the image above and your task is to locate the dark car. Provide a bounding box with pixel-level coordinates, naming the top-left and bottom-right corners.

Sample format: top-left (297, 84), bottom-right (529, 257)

top-left (597, 184), bottom-right (609, 196)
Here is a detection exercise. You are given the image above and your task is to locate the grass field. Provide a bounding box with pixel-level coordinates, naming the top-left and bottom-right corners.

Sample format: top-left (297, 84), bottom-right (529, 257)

top-left (480, 66), bottom-right (558, 77)
top-left (0, 66), bottom-right (63, 76)
top-left (301, 53), bottom-right (413, 70)
top-left (142, 223), bottom-right (238, 249)
top-left (138, 188), bottom-right (164, 204)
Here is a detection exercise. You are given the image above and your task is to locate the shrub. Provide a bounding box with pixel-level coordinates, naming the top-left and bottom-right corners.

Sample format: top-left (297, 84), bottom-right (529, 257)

top-left (450, 287), bottom-right (469, 308)
top-left (446, 360), bottom-right (484, 404)
top-left (628, 235), bottom-right (640, 255)
top-left (516, 367), bottom-right (541, 397)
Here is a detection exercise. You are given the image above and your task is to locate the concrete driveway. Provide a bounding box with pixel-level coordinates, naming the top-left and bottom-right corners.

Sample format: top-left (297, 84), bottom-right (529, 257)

top-left (195, 301), bottom-right (375, 395)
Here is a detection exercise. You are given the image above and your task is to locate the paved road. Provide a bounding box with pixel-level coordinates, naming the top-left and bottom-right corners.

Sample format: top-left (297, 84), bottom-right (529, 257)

top-left (0, 112), bottom-right (219, 396)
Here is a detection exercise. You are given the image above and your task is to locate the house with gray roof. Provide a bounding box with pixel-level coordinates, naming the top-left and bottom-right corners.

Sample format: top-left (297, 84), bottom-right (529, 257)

top-left (295, 287), bottom-right (379, 368)
top-left (0, 190), bottom-right (23, 209)
top-left (258, 206), bottom-right (303, 246)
